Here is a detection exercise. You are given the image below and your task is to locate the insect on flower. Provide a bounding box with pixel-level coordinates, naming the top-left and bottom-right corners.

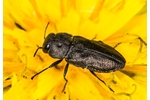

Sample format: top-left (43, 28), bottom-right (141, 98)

top-left (31, 22), bottom-right (126, 92)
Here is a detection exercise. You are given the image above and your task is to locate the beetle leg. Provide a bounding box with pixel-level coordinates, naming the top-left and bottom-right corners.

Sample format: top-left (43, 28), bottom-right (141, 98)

top-left (62, 63), bottom-right (69, 92)
top-left (90, 70), bottom-right (114, 92)
top-left (92, 34), bottom-right (97, 40)
top-left (31, 59), bottom-right (63, 80)
top-left (137, 37), bottom-right (147, 46)
top-left (113, 42), bottom-right (122, 48)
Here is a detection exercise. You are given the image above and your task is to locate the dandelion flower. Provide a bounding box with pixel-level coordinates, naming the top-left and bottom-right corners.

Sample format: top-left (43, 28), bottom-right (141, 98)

top-left (3, 0), bottom-right (147, 100)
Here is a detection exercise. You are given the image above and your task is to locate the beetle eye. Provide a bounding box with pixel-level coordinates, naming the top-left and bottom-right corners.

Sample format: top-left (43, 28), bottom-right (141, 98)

top-left (45, 44), bottom-right (50, 50)
top-left (57, 43), bottom-right (62, 48)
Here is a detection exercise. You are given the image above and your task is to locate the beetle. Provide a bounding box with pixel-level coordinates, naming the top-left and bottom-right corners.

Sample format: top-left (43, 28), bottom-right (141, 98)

top-left (31, 22), bottom-right (126, 92)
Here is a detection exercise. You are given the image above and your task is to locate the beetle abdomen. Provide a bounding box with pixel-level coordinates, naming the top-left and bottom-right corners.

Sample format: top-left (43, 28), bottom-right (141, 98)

top-left (65, 36), bottom-right (126, 72)
top-left (66, 47), bottom-right (125, 72)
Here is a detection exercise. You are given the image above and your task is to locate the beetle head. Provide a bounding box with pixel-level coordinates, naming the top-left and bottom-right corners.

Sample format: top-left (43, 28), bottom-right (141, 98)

top-left (42, 33), bottom-right (72, 59)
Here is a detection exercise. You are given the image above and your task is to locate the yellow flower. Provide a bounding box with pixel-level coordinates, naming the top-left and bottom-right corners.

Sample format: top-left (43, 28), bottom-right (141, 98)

top-left (3, 0), bottom-right (147, 100)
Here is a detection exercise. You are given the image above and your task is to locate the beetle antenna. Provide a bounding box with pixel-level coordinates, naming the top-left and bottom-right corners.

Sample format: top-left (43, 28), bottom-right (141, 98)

top-left (44, 22), bottom-right (50, 39)
top-left (34, 47), bottom-right (42, 57)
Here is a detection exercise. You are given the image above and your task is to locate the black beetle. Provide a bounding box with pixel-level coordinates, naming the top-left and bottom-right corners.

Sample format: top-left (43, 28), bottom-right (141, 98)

top-left (31, 23), bottom-right (126, 92)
